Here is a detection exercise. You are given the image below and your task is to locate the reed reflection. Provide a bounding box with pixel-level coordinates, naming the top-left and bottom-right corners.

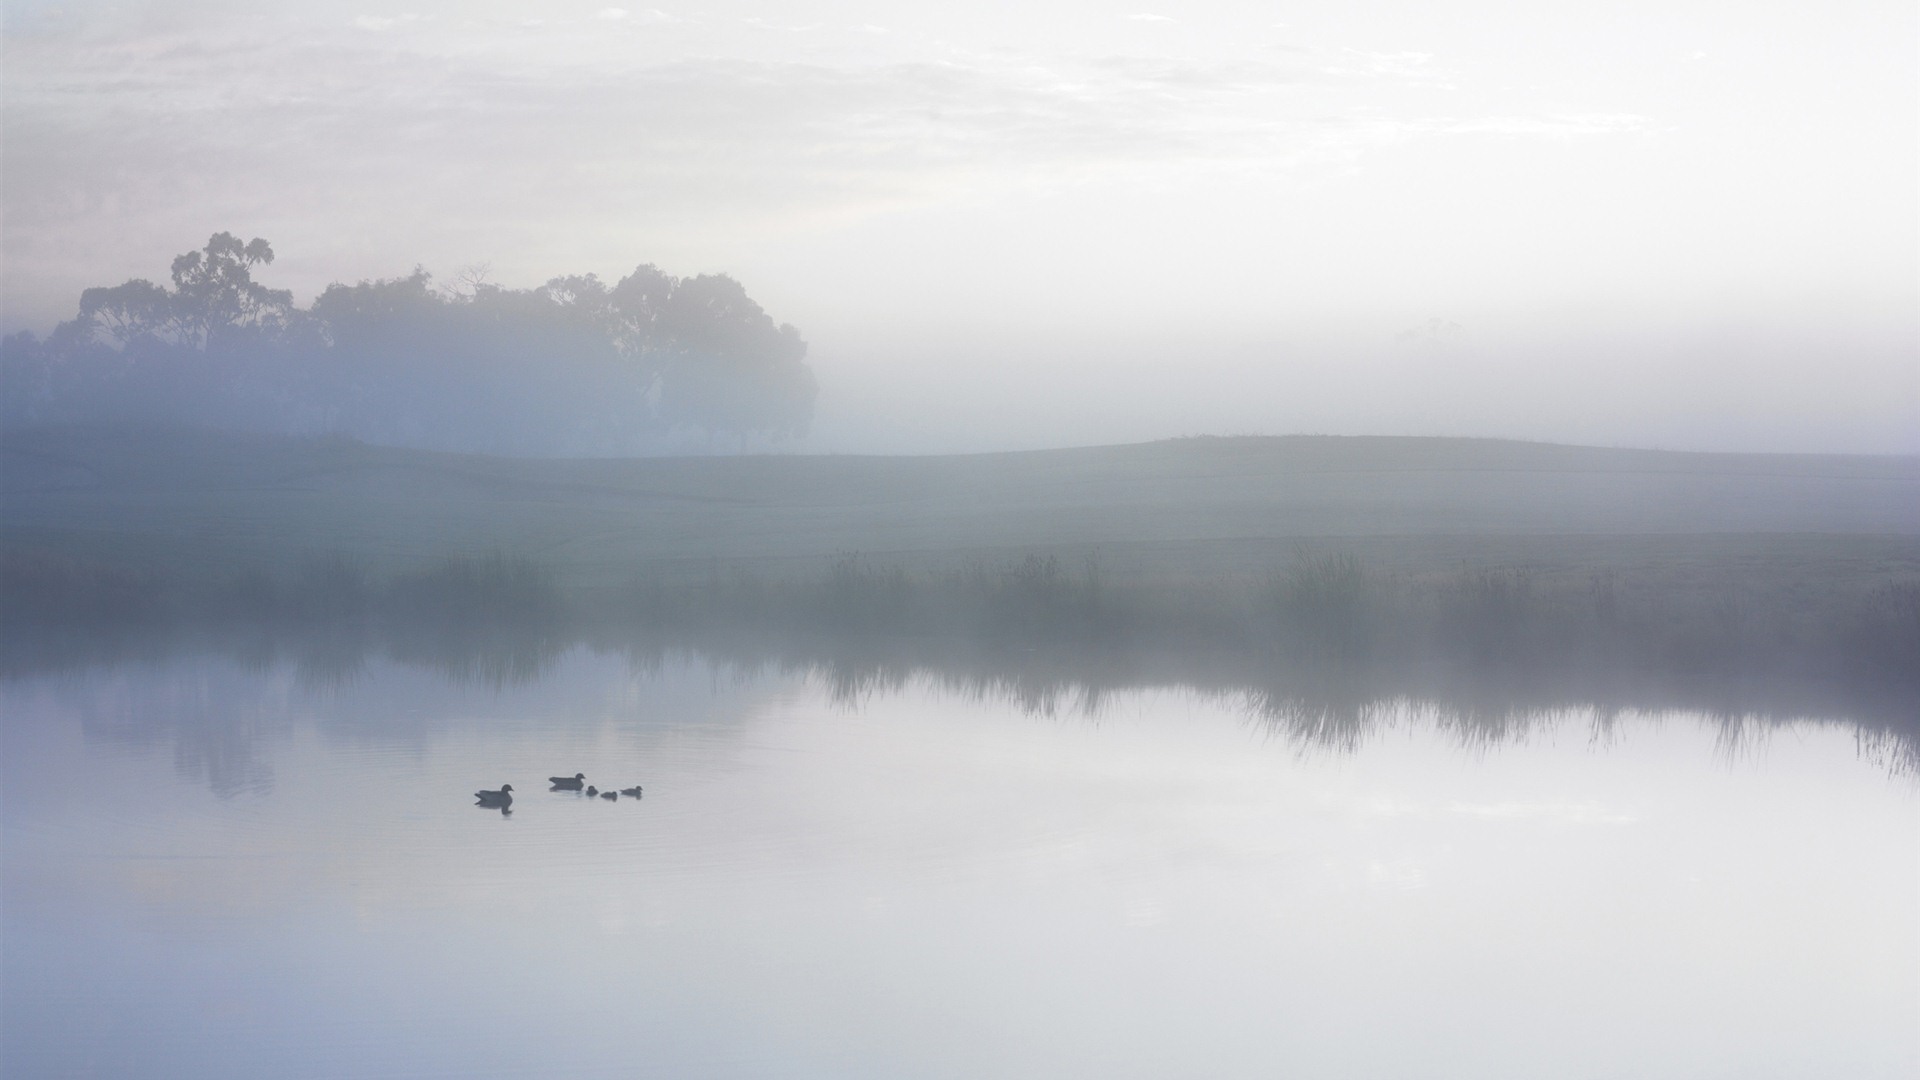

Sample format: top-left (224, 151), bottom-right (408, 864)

top-left (7, 624), bottom-right (1913, 799)
top-left (6, 548), bottom-right (1916, 781)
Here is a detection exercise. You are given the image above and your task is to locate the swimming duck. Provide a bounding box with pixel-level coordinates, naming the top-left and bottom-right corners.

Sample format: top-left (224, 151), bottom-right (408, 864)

top-left (619, 786), bottom-right (643, 798)
top-left (586, 785), bottom-right (598, 796)
top-left (549, 773), bottom-right (586, 790)
top-left (600, 790), bottom-right (618, 801)
top-left (474, 784), bottom-right (514, 807)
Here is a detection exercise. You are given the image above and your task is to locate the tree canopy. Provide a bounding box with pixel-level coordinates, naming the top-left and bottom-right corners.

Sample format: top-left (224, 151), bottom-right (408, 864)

top-left (3, 234), bottom-right (816, 455)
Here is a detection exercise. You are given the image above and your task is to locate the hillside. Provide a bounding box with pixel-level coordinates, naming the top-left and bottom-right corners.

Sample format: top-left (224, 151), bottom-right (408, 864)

top-left (4, 426), bottom-right (1917, 594)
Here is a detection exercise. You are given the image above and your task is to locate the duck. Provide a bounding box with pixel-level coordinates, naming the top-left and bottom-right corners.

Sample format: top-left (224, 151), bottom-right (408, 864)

top-left (474, 784), bottom-right (514, 807)
top-left (586, 785), bottom-right (598, 796)
top-left (600, 790), bottom-right (618, 801)
top-left (549, 773), bottom-right (586, 790)
top-left (619, 786), bottom-right (643, 798)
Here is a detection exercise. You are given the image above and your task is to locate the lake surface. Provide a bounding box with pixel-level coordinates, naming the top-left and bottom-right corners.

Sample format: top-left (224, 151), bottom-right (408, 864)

top-left (3, 648), bottom-right (1915, 1079)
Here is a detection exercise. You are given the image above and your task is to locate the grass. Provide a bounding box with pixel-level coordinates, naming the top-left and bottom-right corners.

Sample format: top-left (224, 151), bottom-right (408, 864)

top-left (6, 425), bottom-right (1916, 590)
top-left (2, 425), bottom-right (1916, 757)
top-left (596, 551), bottom-right (1918, 768)
top-left (9, 543), bottom-right (1911, 713)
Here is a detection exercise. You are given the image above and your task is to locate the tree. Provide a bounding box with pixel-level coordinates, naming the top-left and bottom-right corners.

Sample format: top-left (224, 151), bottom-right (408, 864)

top-left (645, 272), bottom-right (815, 439)
top-left (18, 235), bottom-right (816, 452)
top-left (71, 279), bottom-right (174, 348)
top-left (167, 233), bottom-right (294, 350)
top-left (67, 233), bottom-right (294, 351)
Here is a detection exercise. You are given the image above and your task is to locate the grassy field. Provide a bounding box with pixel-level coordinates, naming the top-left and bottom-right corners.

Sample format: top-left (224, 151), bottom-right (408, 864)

top-left (3, 425), bottom-right (1916, 747)
top-left (5, 425), bottom-right (1917, 590)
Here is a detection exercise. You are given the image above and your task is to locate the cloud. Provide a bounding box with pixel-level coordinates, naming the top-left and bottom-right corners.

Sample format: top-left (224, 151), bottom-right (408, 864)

top-left (1088, 55), bottom-right (1310, 92)
top-left (1448, 802), bottom-right (1640, 826)
top-left (1323, 48), bottom-right (1442, 80)
top-left (1432, 112), bottom-right (1653, 137)
top-left (744, 16), bottom-right (813, 32)
top-left (601, 8), bottom-right (678, 24)
top-left (353, 15), bottom-right (415, 32)
top-left (0, 9), bottom-right (1662, 329)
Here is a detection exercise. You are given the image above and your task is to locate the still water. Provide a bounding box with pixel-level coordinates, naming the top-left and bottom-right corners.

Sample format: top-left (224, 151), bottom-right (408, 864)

top-left (3, 649), bottom-right (1915, 1079)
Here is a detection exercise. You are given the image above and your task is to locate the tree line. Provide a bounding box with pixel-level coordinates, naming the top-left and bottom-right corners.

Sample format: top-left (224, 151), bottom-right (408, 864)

top-left (0, 233), bottom-right (817, 454)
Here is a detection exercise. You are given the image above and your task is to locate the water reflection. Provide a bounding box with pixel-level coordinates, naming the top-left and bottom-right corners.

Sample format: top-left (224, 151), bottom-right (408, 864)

top-left (474, 784), bottom-right (514, 812)
top-left (5, 627), bottom-right (1915, 802)
top-left (2, 649), bottom-right (1914, 1080)
top-left (6, 589), bottom-right (1917, 770)
top-left (59, 661), bottom-right (283, 797)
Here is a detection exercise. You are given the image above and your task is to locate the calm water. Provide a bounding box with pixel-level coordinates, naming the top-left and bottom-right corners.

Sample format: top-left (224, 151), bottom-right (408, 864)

top-left (3, 649), bottom-right (1915, 1079)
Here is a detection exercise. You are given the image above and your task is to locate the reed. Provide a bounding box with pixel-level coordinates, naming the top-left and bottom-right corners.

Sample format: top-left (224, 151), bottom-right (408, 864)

top-left (2, 546), bottom-right (1914, 744)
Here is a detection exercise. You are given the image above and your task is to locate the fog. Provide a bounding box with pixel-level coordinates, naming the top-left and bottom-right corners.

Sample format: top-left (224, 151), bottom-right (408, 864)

top-left (5, 9), bottom-right (1920, 1074)
top-left (4, 0), bottom-right (1914, 453)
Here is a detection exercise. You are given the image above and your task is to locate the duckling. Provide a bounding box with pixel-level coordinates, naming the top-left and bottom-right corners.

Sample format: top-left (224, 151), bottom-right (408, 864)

top-left (586, 785), bottom-right (598, 796)
top-left (474, 784), bottom-right (514, 807)
top-left (619, 786), bottom-right (643, 798)
top-left (600, 790), bottom-right (618, 801)
top-left (549, 773), bottom-right (586, 790)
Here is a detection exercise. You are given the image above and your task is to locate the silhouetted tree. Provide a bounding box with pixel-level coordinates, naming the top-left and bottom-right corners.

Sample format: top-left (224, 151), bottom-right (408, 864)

top-left (648, 272), bottom-right (815, 439)
top-left (68, 233), bottom-right (293, 351)
top-left (1, 234), bottom-right (815, 453)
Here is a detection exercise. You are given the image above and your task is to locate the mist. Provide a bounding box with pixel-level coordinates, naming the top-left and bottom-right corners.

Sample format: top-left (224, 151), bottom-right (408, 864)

top-left (4, 5), bottom-right (1918, 1079)
top-left (5, 0), bottom-right (1914, 454)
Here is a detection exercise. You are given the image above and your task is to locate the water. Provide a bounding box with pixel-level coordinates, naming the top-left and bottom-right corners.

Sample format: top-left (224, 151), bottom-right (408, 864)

top-left (3, 648), bottom-right (1915, 1079)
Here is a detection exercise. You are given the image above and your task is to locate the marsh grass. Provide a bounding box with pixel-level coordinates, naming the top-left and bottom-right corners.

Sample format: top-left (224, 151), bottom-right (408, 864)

top-left (814, 555), bottom-right (913, 634)
top-left (387, 553), bottom-right (565, 630)
top-left (0, 550), bottom-right (166, 629)
top-left (1269, 551), bottom-right (1375, 659)
top-left (381, 554), bottom-right (568, 684)
top-left (3, 545), bottom-right (1916, 754)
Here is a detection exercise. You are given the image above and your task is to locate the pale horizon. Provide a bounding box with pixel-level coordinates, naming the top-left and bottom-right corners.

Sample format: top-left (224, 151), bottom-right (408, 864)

top-left (4, 0), bottom-right (1915, 454)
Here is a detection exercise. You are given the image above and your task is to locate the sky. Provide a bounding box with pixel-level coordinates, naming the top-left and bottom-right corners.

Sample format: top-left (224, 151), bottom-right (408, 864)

top-left (2, 0), bottom-right (1916, 452)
